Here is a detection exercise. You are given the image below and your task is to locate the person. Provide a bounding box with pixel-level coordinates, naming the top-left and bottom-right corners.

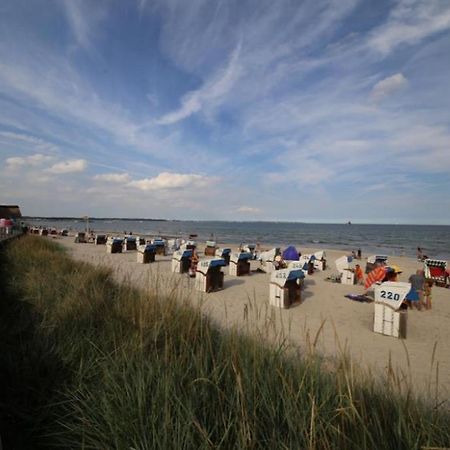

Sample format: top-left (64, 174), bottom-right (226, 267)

top-left (274, 255), bottom-right (287, 270)
top-left (408, 269), bottom-right (425, 309)
top-left (189, 250), bottom-right (199, 278)
top-left (405, 269), bottom-right (425, 310)
top-left (352, 250), bottom-right (357, 259)
top-left (424, 280), bottom-right (433, 310)
top-left (354, 264), bottom-right (364, 285)
top-left (417, 247), bottom-right (424, 261)
top-left (357, 248), bottom-right (362, 259)
top-left (384, 265), bottom-right (401, 282)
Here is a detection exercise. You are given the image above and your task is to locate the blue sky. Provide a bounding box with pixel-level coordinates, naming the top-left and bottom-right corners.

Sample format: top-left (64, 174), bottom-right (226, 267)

top-left (0, 0), bottom-right (449, 223)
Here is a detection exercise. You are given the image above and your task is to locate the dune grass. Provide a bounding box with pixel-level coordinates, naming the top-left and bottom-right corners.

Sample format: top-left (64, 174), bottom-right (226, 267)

top-left (0, 235), bottom-right (449, 449)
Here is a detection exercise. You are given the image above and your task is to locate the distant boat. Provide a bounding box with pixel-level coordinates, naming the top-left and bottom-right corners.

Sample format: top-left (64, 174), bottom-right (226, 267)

top-left (347, 221), bottom-right (352, 225)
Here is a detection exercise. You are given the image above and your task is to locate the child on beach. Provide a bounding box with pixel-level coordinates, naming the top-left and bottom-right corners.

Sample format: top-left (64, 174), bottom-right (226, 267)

top-left (424, 280), bottom-right (433, 310)
top-left (354, 264), bottom-right (364, 285)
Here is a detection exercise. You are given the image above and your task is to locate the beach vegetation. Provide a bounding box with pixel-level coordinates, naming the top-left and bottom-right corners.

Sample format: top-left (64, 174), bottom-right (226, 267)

top-left (0, 236), bottom-right (449, 449)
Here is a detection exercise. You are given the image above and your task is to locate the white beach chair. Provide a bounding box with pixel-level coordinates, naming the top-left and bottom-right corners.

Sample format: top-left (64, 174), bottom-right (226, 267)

top-left (229, 252), bottom-right (252, 276)
top-left (195, 258), bottom-right (226, 292)
top-left (373, 281), bottom-right (410, 339)
top-left (269, 268), bottom-right (305, 308)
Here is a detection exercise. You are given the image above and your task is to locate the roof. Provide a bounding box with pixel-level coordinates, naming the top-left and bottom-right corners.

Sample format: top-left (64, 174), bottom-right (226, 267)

top-left (0, 205), bottom-right (22, 219)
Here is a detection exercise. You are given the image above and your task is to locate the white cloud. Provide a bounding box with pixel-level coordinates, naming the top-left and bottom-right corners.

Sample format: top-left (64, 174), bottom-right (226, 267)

top-left (128, 172), bottom-right (212, 191)
top-left (368, 0), bottom-right (450, 55)
top-left (5, 153), bottom-right (54, 168)
top-left (157, 43), bottom-right (242, 125)
top-left (371, 73), bottom-right (408, 100)
top-left (47, 159), bottom-right (87, 174)
top-left (93, 173), bottom-right (130, 183)
top-left (236, 206), bottom-right (260, 213)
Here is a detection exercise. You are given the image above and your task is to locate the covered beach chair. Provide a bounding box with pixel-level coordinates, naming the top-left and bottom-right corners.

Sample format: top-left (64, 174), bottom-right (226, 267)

top-left (215, 247), bottom-right (232, 265)
top-left (373, 281), bottom-right (410, 338)
top-left (137, 244), bottom-right (157, 264)
top-left (123, 236), bottom-right (137, 251)
top-left (195, 258), bottom-right (226, 293)
top-left (152, 237), bottom-right (166, 255)
top-left (106, 237), bottom-right (123, 253)
top-left (269, 268), bottom-right (305, 308)
top-left (313, 251), bottom-right (327, 271)
top-left (204, 240), bottom-right (217, 256)
top-left (242, 243), bottom-right (257, 259)
top-left (135, 236), bottom-right (146, 246)
top-left (424, 259), bottom-right (449, 287)
top-left (258, 247), bottom-right (281, 273)
top-left (95, 234), bottom-right (107, 245)
top-left (171, 249), bottom-right (193, 274)
top-left (335, 255), bottom-right (356, 285)
top-left (74, 231), bottom-right (85, 242)
top-left (181, 239), bottom-right (196, 251)
top-left (365, 255), bottom-right (388, 274)
top-left (229, 252), bottom-right (252, 276)
top-left (299, 254), bottom-right (316, 275)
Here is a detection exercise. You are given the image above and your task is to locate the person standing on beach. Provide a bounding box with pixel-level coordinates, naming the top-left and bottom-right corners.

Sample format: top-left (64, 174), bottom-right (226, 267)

top-left (408, 269), bottom-right (425, 310)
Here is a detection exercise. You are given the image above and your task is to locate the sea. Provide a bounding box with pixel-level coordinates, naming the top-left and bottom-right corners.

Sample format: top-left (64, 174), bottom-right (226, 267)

top-left (25, 218), bottom-right (450, 260)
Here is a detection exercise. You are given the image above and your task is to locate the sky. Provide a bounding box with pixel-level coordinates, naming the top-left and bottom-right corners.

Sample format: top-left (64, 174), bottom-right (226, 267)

top-left (0, 0), bottom-right (449, 224)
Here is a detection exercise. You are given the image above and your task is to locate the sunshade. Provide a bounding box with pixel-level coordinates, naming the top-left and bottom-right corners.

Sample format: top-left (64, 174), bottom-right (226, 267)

top-left (282, 246), bottom-right (299, 261)
top-left (364, 266), bottom-right (387, 289)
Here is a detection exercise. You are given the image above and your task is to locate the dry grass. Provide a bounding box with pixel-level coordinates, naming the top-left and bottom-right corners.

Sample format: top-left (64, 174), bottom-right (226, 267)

top-left (0, 235), bottom-right (449, 449)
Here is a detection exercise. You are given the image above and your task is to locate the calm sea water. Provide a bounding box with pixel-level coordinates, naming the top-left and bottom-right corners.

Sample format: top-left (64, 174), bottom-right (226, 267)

top-left (26, 219), bottom-right (450, 260)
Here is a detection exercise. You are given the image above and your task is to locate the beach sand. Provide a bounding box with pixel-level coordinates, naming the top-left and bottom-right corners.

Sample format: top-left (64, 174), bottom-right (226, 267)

top-left (56, 236), bottom-right (450, 402)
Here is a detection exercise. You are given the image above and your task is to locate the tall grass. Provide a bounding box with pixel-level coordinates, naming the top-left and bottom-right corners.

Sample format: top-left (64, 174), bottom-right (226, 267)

top-left (0, 236), bottom-right (449, 449)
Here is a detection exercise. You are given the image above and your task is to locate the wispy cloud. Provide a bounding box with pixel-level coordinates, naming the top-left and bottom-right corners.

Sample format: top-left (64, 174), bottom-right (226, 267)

top-left (157, 43), bottom-right (242, 125)
top-left (47, 159), bottom-right (87, 174)
top-left (368, 0), bottom-right (450, 55)
top-left (128, 172), bottom-right (214, 191)
top-left (236, 206), bottom-right (260, 214)
top-left (94, 173), bottom-right (131, 183)
top-left (371, 73), bottom-right (408, 101)
top-left (5, 153), bottom-right (53, 168)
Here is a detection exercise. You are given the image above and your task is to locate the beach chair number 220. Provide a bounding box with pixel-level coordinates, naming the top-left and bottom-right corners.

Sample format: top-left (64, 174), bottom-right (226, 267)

top-left (380, 290), bottom-right (400, 301)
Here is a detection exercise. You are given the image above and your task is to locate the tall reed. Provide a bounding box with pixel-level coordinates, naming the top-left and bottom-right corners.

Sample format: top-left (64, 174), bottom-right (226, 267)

top-left (0, 236), bottom-right (449, 449)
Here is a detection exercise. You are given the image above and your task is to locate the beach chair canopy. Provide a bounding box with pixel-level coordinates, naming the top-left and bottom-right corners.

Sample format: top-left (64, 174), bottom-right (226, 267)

top-left (282, 246), bottom-right (299, 261)
top-left (206, 240), bottom-right (216, 247)
top-left (174, 249), bottom-right (193, 259)
top-left (216, 248), bottom-right (231, 257)
top-left (314, 251), bottom-right (326, 260)
top-left (259, 248), bottom-right (280, 262)
top-left (231, 252), bottom-right (252, 262)
top-left (270, 268), bottom-right (305, 285)
top-left (374, 281), bottom-right (411, 310)
top-left (197, 258), bottom-right (226, 272)
top-left (367, 255), bottom-right (388, 264)
top-left (335, 255), bottom-right (352, 271)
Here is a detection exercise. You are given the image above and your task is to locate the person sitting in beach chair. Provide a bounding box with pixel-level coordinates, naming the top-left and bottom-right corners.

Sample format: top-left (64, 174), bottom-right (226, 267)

top-left (354, 264), bottom-right (364, 285)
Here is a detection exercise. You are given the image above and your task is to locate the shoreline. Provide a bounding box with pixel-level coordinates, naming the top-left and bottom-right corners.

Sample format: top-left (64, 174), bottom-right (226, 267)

top-left (52, 234), bottom-right (450, 404)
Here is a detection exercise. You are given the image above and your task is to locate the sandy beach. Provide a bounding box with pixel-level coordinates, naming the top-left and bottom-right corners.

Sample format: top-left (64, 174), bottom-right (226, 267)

top-left (56, 235), bottom-right (450, 403)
